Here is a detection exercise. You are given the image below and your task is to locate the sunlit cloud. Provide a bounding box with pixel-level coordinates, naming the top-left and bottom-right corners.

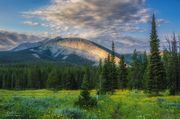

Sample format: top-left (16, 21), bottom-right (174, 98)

top-left (23, 21), bottom-right (39, 26)
top-left (22, 0), bottom-right (167, 53)
top-left (0, 30), bottom-right (43, 50)
top-left (23, 0), bottom-right (150, 38)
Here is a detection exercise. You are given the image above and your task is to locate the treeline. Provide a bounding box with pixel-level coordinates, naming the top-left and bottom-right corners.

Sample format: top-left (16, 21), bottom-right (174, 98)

top-left (97, 14), bottom-right (180, 95)
top-left (97, 43), bottom-right (149, 94)
top-left (0, 15), bottom-right (179, 96)
top-left (163, 33), bottom-right (180, 95)
top-left (0, 64), bottom-right (98, 90)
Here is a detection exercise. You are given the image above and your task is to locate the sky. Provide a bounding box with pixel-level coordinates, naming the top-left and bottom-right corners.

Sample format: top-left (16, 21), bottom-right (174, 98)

top-left (0, 0), bottom-right (179, 53)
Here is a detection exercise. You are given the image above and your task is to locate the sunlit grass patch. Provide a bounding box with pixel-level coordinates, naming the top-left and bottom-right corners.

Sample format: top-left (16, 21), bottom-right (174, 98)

top-left (0, 89), bottom-right (180, 119)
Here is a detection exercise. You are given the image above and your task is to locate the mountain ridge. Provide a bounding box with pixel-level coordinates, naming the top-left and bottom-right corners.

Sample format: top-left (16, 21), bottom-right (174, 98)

top-left (0, 37), bottom-right (121, 65)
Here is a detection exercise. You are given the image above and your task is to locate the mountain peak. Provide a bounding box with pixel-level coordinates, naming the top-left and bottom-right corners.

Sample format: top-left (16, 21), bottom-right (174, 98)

top-left (1, 37), bottom-right (120, 65)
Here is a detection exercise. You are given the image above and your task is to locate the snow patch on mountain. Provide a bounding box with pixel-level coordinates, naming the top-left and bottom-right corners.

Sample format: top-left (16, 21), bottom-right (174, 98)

top-left (9, 37), bottom-right (120, 65)
top-left (62, 56), bottom-right (68, 60)
top-left (32, 53), bottom-right (40, 59)
top-left (12, 42), bottom-right (42, 51)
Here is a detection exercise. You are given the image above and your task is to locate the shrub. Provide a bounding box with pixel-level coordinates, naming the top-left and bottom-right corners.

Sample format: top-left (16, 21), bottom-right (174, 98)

top-left (55, 108), bottom-right (84, 119)
top-left (1, 97), bottom-right (54, 119)
top-left (86, 114), bottom-right (98, 119)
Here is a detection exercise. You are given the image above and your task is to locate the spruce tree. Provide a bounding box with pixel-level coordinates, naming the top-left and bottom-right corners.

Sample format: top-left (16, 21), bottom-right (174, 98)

top-left (142, 51), bottom-right (149, 89)
top-left (118, 55), bottom-right (128, 89)
top-left (101, 54), bottom-right (114, 94)
top-left (164, 34), bottom-right (180, 95)
top-left (171, 34), bottom-right (180, 95)
top-left (97, 59), bottom-right (103, 94)
top-left (75, 71), bottom-right (97, 108)
top-left (147, 14), bottom-right (165, 95)
top-left (47, 69), bottom-right (59, 89)
top-left (128, 49), bottom-right (144, 89)
top-left (128, 49), bottom-right (138, 89)
top-left (178, 36), bottom-right (180, 93)
top-left (111, 41), bottom-right (118, 89)
top-left (143, 51), bottom-right (148, 71)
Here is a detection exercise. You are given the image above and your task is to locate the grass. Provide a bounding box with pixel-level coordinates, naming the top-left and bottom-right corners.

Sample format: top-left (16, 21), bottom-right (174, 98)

top-left (0, 90), bottom-right (180, 119)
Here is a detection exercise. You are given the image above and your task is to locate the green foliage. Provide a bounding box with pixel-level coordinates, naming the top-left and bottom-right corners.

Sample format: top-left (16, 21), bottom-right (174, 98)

top-left (55, 108), bottom-right (84, 119)
top-left (96, 59), bottom-right (103, 93)
top-left (147, 14), bottom-right (166, 95)
top-left (111, 104), bottom-right (121, 119)
top-left (75, 72), bottom-right (97, 108)
top-left (163, 33), bottom-right (180, 95)
top-left (0, 63), bottom-right (98, 90)
top-left (128, 50), bottom-right (147, 90)
top-left (47, 69), bottom-right (59, 89)
top-left (111, 42), bottom-right (118, 89)
top-left (101, 42), bottom-right (118, 94)
top-left (75, 90), bottom-right (97, 108)
top-left (101, 55), bottom-right (114, 94)
top-left (0, 96), bottom-right (57, 119)
top-left (118, 55), bottom-right (128, 89)
top-left (1, 90), bottom-right (180, 119)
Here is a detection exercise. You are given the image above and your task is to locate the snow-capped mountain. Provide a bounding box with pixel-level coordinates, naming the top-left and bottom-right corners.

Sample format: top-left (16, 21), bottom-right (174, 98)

top-left (0, 30), bottom-right (43, 50)
top-left (12, 42), bottom-right (42, 52)
top-left (0, 37), bottom-right (120, 65)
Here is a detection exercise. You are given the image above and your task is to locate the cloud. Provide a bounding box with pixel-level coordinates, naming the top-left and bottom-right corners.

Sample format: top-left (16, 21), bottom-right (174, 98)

top-left (157, 19), bottom-right (169, 26)
top-left (23, 0), bottom-right (150, 38)
top-left (0, 30), bottom-right (43, 50)
top-left (22, 0), bottom-right (167, 53)
top-left (23, 21), bottom-right (39, 26)
top-left (94, 35), bottom-right (149, 53)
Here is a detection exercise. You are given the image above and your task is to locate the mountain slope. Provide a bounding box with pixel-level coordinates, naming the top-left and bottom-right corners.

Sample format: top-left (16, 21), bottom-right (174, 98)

top-left (0, 37), bottom-right (120, 65)
top-left (0, 30), bottom-right (42, 50)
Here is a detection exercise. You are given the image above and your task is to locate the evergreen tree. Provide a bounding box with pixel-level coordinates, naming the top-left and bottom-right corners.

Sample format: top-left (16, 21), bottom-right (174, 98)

top-left (96, 59), bottom-right (103, 94)
top-left (75, 71), bottom-right (97, 108)
top-left (47, 69), bottom-right (60, 89)
top-left (171, 34), bottom-right (180, 94)
top-left (178, 36), bottom-right (180, 93)
top-left (118, 55), bottom-right (128, 89)
top-left (164, 34), bottom-right (180, 95)
top-left (128, 49), bottom-right (144, 89)
top-left (101, 54), bottom-right (114, 94)
top-left (147, 14), bottom-right (166, 95)
top-left (101, 42), bottom-right (118, 94)
top-left (142, 51), bottom-right (149, 89)
top-left (142, 51), bottom-right (148, 71)
top-left (111, 41), bottom-right (118, 89)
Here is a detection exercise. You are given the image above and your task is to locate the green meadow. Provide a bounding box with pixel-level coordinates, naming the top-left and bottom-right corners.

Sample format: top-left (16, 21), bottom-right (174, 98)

top-left (0, 90), bottom-right (180, 119)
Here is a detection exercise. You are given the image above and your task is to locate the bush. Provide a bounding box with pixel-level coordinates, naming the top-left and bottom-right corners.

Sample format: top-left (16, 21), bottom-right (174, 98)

top-left (55, 108), bottom-right (84, 119)
top-left (1, 97), bottom-right (54, 119)
top-left (86, 114), bottom-right (98, 119)
top-left (55, 108), bottom-right (98, 119)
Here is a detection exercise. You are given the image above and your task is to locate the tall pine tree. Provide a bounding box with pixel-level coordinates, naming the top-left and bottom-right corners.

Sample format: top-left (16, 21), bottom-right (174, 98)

top-left (47, 69), bottom-right (59, 89)
top-left (118, 55), bottom-right (127, 89)
top-left (128, 49), bottom-right (145, 89)
top-left (163, 34), bottom-right (180, 95)
top-left (111, 41), bottom-right (118, 89)
top-left (147, 14), bottom-right (165, 95)
top-left (142, 51), bottom-right (149, 89)
top-left (96, 59), bottom-right (103, 94)
top-left (101, 42), bottom-right (118, 94)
